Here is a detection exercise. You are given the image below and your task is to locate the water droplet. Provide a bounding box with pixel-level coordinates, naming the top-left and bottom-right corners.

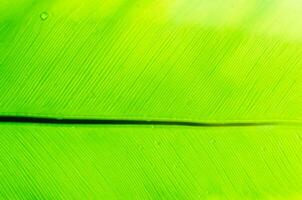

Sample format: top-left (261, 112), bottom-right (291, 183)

top-left (40, 12), bottom-right (49, 21)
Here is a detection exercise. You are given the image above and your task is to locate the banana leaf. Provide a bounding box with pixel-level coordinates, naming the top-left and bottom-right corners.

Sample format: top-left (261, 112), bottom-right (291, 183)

top-left (1, 0), bottom-right (302, 199)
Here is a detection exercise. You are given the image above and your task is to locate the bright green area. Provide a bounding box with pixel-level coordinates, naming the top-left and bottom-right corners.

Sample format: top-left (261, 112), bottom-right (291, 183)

top-left (0, 125), bottom-right (302, 199)
top-left (0, 0), bottom-right (302, 121)
top-left (1, 0), bottom-right (302, 199)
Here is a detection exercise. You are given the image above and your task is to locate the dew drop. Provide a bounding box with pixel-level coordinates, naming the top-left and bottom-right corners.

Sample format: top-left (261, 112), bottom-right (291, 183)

top-left (40, 12), bottom-right (49, 21)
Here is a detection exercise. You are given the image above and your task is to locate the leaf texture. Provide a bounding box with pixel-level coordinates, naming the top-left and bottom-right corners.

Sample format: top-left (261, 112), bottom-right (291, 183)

top-left (0, 0), bottom-right (302, 121)
top-left (1, 125), bottom-right (302, 199)
top-left (1, 0), bottom-right (302, 199)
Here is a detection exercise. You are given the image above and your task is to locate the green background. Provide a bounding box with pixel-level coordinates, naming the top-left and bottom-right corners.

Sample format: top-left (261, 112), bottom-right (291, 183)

top-left (1, 0), bottom-right (302, 199)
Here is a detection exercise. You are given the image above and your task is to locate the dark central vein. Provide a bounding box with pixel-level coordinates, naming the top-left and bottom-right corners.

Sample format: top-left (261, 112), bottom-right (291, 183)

top-left (0, 115), bottom-right (296, 127)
